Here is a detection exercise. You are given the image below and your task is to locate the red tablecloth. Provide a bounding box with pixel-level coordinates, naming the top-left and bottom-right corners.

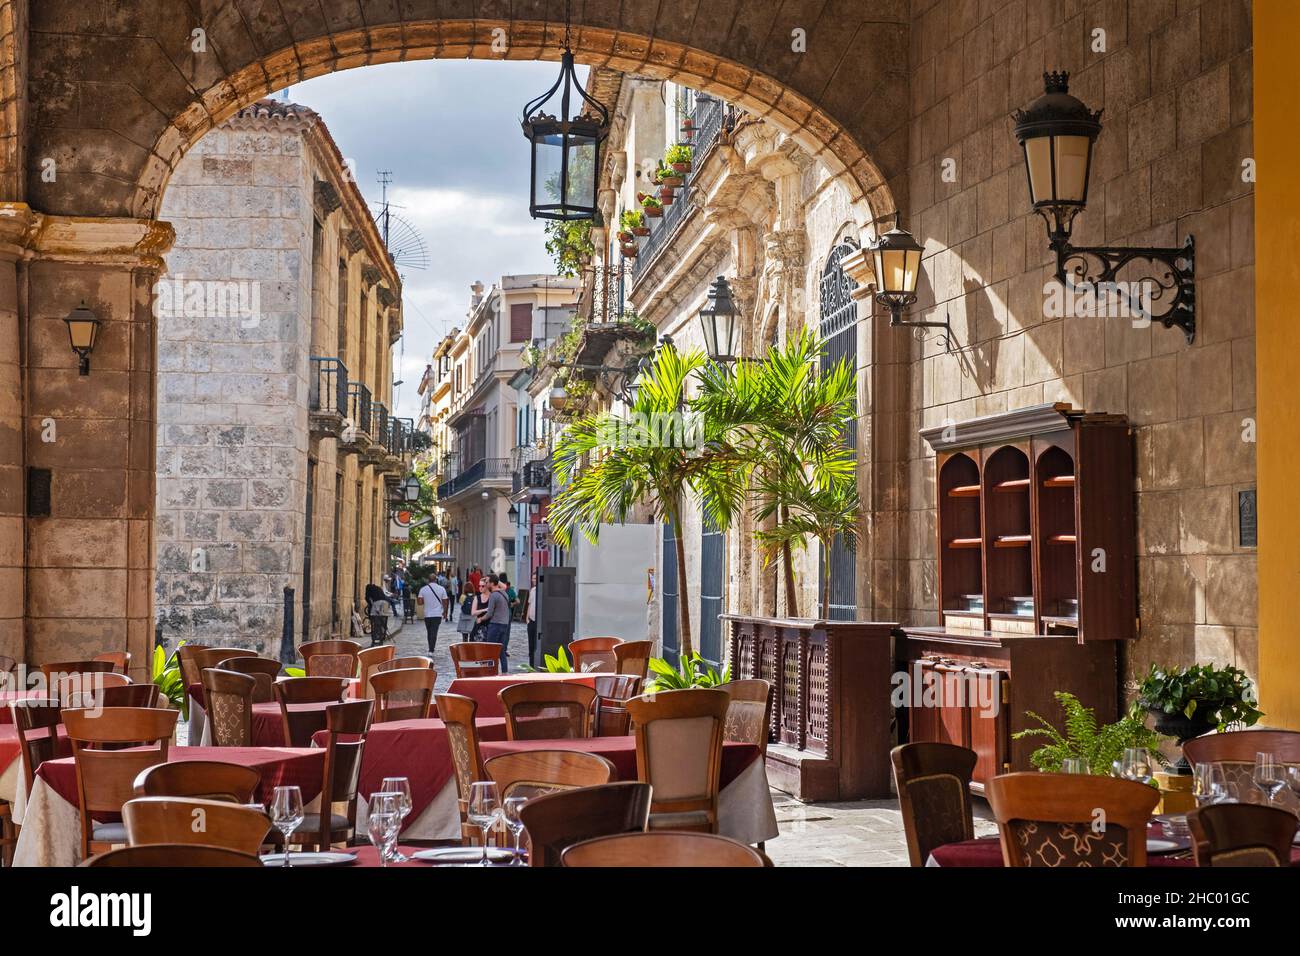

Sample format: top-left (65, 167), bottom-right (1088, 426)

top-left (478, 736), bottom-right (760, 790)
top-left (313, 717), bottom-right (508, 831)
top-left (188, 678), bottom-right (362, 710)
top-left (0, 725), bottom-right (20, 779)
top-left (36, 746), bottom-right (326, 820)
top-left (439, 673), bottom-right (600, 719)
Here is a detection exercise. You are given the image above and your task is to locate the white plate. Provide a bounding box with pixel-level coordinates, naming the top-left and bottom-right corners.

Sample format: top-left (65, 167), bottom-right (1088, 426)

top-left (1146, 839), bottom-right (1180, 854)
top-left (260, 851), bottom-right (357, 867)
top-left (412, 846), bottom-right (516, 864)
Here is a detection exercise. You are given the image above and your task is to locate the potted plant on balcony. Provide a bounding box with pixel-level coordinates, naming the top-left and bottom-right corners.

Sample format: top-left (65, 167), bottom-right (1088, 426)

top-left (1137, 663), bottom-right (1264, 772)
top-left (620, 241), bottom-right (639, 259)
top-left (639, 194), bottom-right (663, 218)
top-left (658, 160), bottom-right (684, 189)
top-left (681, 117), bottom-right (696, 141)
top-left (667, 143), bottom-right (694, 175)
top-left (621, 208), bottom-right (649, 237)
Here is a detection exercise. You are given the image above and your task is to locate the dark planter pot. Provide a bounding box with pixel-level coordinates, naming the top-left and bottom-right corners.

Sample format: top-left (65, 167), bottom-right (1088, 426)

top-left (1149, 707), bottom-right (1218, 774)
top-left (620, 244), bottom-right (638, 259)
top-left (662, 175), bottom-right (684, 188)
top-left (671, 162), bottom-right (692, 174)
top-left (632, 226), bottom-right (650, 237)
top-left (643, 205), bottom-right (663, 217)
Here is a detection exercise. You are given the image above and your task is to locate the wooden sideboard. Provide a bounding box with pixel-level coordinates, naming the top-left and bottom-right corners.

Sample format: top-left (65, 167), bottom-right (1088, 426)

top-left (721, 614), bottom-right (896, 801)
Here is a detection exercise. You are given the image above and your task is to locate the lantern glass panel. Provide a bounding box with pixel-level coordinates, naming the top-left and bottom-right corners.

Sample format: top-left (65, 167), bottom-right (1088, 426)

top-left (67, 319), bottom-right (97, 349)
top-left (700, 313), bottom-right (719, 358)
top-left (1053, 134), bottom-right (1091, 203)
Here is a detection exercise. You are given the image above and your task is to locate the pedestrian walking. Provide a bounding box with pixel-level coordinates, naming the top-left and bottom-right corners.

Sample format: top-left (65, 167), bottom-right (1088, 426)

top-left (448, 570), bottom-right (461, 619)
top-left (468, 564), bottom-right (482, 592)
top-left (417, 575), bottom-right (449, 655)
top-left (455, 582), bottom-right (476, 638)
top-left (474, 573), bottom-right (512, 671)
top-left (469, 578), bottom-right (491, 642)
top-left (364, 582), bottom-right (391, 647)
top-left (525, 569), bottom-right (538, 668)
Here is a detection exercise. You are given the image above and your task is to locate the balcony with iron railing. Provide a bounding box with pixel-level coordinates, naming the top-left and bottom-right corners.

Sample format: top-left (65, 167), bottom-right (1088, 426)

top-left (511, 445), bottom-right (550, 497)
top-left (343, 382), bottom-right (372, 450)
top-left (309, 357), bottom-right (349, 439)
top-left (436, 456), bottom-right (511, 501)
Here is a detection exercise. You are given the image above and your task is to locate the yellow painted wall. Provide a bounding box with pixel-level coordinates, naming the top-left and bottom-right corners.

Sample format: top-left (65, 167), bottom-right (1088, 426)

top-left (1255, 1), bottom-right (1300, 729)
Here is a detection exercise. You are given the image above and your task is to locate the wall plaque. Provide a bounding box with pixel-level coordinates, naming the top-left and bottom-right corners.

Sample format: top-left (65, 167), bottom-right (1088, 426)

top-left (1239, 489), bottom-right (1257, 548)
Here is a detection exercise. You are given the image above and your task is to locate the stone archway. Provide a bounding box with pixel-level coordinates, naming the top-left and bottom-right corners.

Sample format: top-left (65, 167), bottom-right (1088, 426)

top-left (0, 0), bottom-right (909, 670)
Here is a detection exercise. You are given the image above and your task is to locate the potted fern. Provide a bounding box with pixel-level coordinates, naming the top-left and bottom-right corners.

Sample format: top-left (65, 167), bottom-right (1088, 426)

top-left (1014, 692), bottom-right (1168, 777)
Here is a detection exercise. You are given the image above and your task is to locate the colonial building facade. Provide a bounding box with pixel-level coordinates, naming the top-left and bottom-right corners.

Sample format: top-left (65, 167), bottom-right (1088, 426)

top-left (153, 100), bottom-right (410, 656)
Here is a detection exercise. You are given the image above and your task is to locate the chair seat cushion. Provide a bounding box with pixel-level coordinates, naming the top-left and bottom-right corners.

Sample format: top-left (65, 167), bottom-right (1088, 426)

top-left (298, 812), bottom-right (352, 834)
top-left (647, 811), bottom-right (712, 832)
top-left (92, 821), bottom-right (128, 843)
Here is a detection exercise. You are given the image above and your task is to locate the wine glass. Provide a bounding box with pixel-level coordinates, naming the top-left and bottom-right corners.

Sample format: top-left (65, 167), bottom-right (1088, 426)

top-left (1121, 748), bottom-right (1153, 785)
top-left (1061, 757), bottom-right (1090, 775)
top-left (367, 792), bottom-right (401, 867)
top-left (1193, 762), bottom-right (1229, 807)
top-left (1286, 766), bottom-right (1300, 810)
top-left (502, 795), bottom-right (529, 865)
top-left (1254, 752), bottom-right (1287, 804)
top-left (268, 785), bottom-right (305, 867)
top-left (467, 781), bottom-right (501, 866)
top-left (380, 777), bottom-right (413, 863)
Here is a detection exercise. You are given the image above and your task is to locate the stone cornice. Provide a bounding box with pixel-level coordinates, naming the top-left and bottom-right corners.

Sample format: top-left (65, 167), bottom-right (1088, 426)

top-left (361, 264), bottom-right (383, 289)
top-left (0, 203), bottom-right (175, 270)
top-left (313, 179), bottom-right (343, 217)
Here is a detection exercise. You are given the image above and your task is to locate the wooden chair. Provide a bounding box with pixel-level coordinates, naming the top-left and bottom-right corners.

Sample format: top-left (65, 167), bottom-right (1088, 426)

top-left (273, 676), bottom-right (349, 747)
top-left (1183, 730), bottom-right (1300, 802)
top-left (202, 668), bottom-right (256, 747)
top-left (1187, 803), bottom-right (1299, 867)
top-left (0, 800), bottom-right (11, 867)
top-left (300, 639), bottom-right (362, 679)
top-left (449, 642), bottom-right (502, 678)
top-left (562, 831), bottom-right (766, 867)
top-left (357, 644), bottom-right (396, 699)
top-left (613, 640), bottom-right (653, 679)
top-left (986, 772), bottom-right (1160, 867)
top-left (175, 643), bottom-right (210, 691)
top-left (371, 667), bottom-right (437, 722)
top-left (500, 682), bottom-right (597, 740)
top-left (625, 688), bottom-right (729, 833)
top-left (569, 637), bottom-right (621, 673)
top-left (123, 797), bottom-right (272, 855)
top-left (41, 660), bottom-right (115, 702)
top-left (484, 749), bottom-right (616, 801)
top-left (133, 761), bottom-right (261, 803)
top-left (592, 674), bottom-right (641, 736)
top-left (96, 683), bottom-right (160, 709)
top-left (93, 651), bottom-right (132, 674)
top-left (518, 782), bottom-right (652, 867)
top-left (719, 679), bottom-right (772, 755)
top-left (63, 707), bottom-right (180, 859)
top-left (81, 844), bottom-right (264, 867)
top-left (193, 647), bottom-right (258, 673)
top-left (375, 655), bottom-right (434, 673)
top-left (56, 671), bottom-right (130, 708)
top-left (296, 700), bottom-right (373, 851)
top-left (12, 699), bottom-right (62, 793)
top-left (891, 742), bottom-right (978, 866)
top-left (434, 693), bottom-right (489, 845)
top-left (217, 656), bottom-right (280, 703)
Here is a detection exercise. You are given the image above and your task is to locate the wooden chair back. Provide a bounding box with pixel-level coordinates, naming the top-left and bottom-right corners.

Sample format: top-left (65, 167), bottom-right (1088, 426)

top-left (12, 698), bottom-right (62, 791)
top-left (434, 693), bottom-right (487, 844)
top-left (986, 772), bottom-right (1160, 867)
top-left (500, 682), bottom-right (597, 740)
top-left (202, 669), bottom-right (255, 747)
top-left (376, 655), bottom-right (434, 673)
top-left (312, 700), bottom-right (373, 848)
top-left (56, 671), bottom-right (130, 708)
top-left (217, 656), bottom-right (281, 703)
top-left (518, 782), bottom-right (652, 867)
top-left (273, 676), bottom-right (349, 747)
top-left (484, 749), bottom-right (616, 801)
top-left (193, 647), bottom-right (257, 673)
top-left (97, 683), bottom-right (160, 709)
top-left (63, 707), bottom-right (180, 858)
top-left (357, 644), bottom-right (396, 698)
top-left (41, 661), bottom-right (115, 701)
top-left (625, 688), bottom-right (729, 833)
top-left (449, 642), bottom-right (502, 678)
top-left (592, 674), bottom-right (641, 736)
top-left (1187, 803), bottom-right (1299, 867)
top-left (1183, 730), bottom-right (1300, 800)
top-left (93, 651), bottom-right (132, 674)
top-left (891, 742), bottom-right (978, 866)
top-left (133, 761), bottom-right (261, 803)
top-left (176, 643), bottom-right (210, 691)
top-left (371, 667), bottom-right (437, 722)
top-left (300, 639), bottom-right (362, 679)
top-left (123, 797), bottom-right (272, 855)
top-left (81, 844), bottom-right (264, 867)
top-left (569, 637), bottom-right (621, 673)
top-left (613, 641), bottom-right (653, 679)
top-left (562, 832), bottom-right (766, 867)
top-left (719, 679), bottom-right (772, 754)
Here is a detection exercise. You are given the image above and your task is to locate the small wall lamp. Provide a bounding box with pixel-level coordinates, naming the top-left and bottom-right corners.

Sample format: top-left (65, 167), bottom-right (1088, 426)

top-left (64, 301), bottom-right (101, 375)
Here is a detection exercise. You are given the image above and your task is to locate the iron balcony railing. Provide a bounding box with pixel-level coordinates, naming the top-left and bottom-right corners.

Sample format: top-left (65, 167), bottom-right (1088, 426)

top-left (347, 382), bottom-right (372, 440)
top-left (511, 445), bottom-right (547, 495)
top-left (437, 456), bottom-right (511, 500)
top-left (309, 357), bottom-right (349, 415)
top-left (632, 95), bottom-right (729, 282)
top-left (372, 402), bottom-right (389, 450)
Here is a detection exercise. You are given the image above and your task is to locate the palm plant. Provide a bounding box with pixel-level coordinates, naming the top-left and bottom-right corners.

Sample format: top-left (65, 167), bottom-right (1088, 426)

top-left (695, 330), bottom-right (857, 617)
top-left (549, 345), bottom-right (748, 659)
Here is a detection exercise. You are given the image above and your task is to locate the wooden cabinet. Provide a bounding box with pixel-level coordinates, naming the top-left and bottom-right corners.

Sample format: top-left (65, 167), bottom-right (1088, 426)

top-left (902, 404), bottom-right (1135, 790)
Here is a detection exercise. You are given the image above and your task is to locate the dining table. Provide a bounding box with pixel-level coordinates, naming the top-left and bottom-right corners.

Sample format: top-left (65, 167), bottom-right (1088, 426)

top-left (435, 672), bottom-right (602, 720)
top-left (10, 745), bottom-right (326, 867)
top-left (187, 679), bottom-right (361, 745)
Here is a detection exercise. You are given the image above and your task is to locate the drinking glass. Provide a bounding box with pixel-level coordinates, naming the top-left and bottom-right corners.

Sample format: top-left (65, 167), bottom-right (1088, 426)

top-left (1061, 757), bottom-right (1090, 775)
top-left (1193, 762), bottom-right (1229, 807)
top-left (380, 777), bottom-right (413, 863)
top-left (467, 781), bottom-right (501, 866)
top-left (502, 795), bottom-right (529, 865)
top-left (367, 793), bottom-right (401, 867)
top-left (269, 785), bottom-right (305, 867)
top-left (1254, 752), bottom-right (1287, 804)
top-left (1121, 748), bottom-right (1152, 785)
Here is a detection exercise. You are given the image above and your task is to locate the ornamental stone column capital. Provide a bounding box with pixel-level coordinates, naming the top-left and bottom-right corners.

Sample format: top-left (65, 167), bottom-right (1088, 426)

top-left (0, 203), bottom-right (175, 270)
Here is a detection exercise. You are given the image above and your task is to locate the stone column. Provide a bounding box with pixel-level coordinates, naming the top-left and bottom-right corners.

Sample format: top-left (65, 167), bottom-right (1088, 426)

top-left (4, 206), bottom-right (173, 678)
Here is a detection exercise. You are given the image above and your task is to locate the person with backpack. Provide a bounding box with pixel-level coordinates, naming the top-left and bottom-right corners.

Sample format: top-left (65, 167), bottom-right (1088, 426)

top-left (456, 581), bottom-right (477, 639)
top-left (364, 582), bottom-right (392, 647)
top-left (417, 574), bottom-right (449, 654)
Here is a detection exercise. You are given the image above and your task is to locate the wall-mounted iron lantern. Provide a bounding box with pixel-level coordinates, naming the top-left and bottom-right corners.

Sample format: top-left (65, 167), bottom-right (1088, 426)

top-left (867, 219), bottom-right (953, 351)
top-left (64, 301), bottom-right (101, 375)
top-left (1014, 71), bottom-right (1195, 342)
top-left (697, 275), bottom-right (740, 365)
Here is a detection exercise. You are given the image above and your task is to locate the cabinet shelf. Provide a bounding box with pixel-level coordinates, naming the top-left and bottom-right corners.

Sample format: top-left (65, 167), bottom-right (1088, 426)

top-left (947, 537), bottom-right (983, 549)
top-left (1048, 533), bottom-right (1077, 544)
top-left (993, 534), bottom-right (1031, 548)
top-left (993, 478), bottom-right (1031, 492)
top-left (1043, 475), bottom-right (1075, 488)
top-left (947, 484), bottom-right (981, 498)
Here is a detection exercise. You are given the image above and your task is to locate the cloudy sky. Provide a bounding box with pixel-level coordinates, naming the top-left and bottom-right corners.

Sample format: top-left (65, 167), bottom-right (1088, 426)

top-left (282, 59), bottom-right (562, 419)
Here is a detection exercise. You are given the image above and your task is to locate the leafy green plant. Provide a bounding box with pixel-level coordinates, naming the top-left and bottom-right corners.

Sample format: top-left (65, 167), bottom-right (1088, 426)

top-left (1014, 692), bottom-right (1168, 776)
top-left (657, 161), bottom-right (681, 182)
top-left (521, 343), bottom-right (543, 369)
top-left (620, 209), bottom-right (646, 231)
top-left (1137, 663), bottom-right (1263, 730)
top-left (285, 666), bottom-right (305, 678)
top-left (523, 645), bottom-right (575, 673)
top-left (639, 194), bottom-right (662, 210)
top-left (151, 641), bottom-right (188, 719)
top-left (665, 143), bottom-right (693, 167)
top-left (644, 653), bottom-right (730, 691)
top-left (543, 219), bottom-right (595, 278)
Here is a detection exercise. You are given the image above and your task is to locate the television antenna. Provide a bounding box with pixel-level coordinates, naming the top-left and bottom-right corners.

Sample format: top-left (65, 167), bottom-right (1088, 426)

top-left (372, 171), bottom-right (430, 272)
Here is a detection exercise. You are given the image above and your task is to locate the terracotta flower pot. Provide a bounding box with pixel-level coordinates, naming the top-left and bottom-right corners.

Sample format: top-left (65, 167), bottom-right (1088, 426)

top-left (617, 230), bottom-right (634, 243)
top-left (662, 175), bottom-right (684, 188)
top-left (620, 244), bottom-right (638, 259)
top-left (643, 205), bottom-right (663, 217)
top-left (672, 162), bottom-right (692, 174)
top-left (632, 226), bottom-right (650, 237)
